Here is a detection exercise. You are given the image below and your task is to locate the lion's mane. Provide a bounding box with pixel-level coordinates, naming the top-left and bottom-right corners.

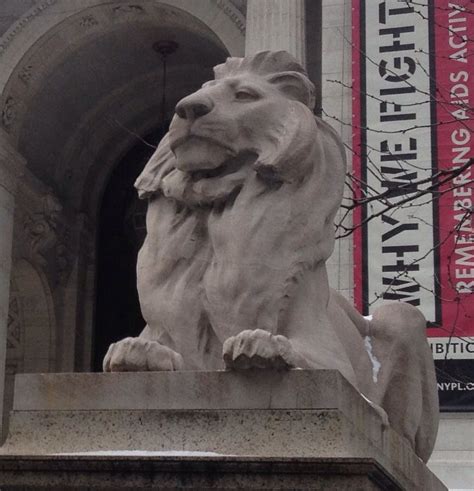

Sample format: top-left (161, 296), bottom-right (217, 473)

top-left (135, 51), bottom-right (347, 364)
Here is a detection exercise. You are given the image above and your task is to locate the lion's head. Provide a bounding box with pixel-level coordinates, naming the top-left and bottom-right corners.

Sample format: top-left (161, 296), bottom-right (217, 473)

top-left (135, 51), bottom-right (346, 228)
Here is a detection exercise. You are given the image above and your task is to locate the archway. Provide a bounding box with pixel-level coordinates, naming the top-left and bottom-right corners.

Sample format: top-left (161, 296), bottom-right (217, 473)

top-left (93, 129), bottom-right (164, 371)
top-left (0, 1), bottom-right (243, 372)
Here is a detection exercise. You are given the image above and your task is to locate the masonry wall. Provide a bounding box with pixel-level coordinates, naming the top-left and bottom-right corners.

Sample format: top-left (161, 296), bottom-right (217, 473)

top-left (321, 0), bottom-right (354, 299)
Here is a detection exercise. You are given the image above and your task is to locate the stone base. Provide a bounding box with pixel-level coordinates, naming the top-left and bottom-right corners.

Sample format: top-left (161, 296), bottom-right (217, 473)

top-left (0, 455), bottom-right (405, 490)
top-left (0, 370), bottom-right (447, 490)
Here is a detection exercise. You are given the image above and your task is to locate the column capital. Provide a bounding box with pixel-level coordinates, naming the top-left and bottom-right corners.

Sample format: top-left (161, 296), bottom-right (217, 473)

top-left (0, 128), bottom-right (26, 195)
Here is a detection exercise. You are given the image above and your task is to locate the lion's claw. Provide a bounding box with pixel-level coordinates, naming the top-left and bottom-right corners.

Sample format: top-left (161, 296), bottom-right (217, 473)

top-left (103, 337), bottom-right (184, 372)
top-left (223, 329), bottom-right (296, 370)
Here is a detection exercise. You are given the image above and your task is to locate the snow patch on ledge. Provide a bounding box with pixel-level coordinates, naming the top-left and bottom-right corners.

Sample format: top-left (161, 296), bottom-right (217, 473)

top-left (53, 450), bottom-right (230, 457)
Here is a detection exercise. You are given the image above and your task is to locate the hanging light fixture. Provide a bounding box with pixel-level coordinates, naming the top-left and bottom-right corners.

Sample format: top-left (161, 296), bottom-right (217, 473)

top-left (152, 40), bottom-right (179, 130)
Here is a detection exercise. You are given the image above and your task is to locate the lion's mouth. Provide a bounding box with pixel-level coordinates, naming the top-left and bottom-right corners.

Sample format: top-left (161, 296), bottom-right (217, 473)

top-left (161, 151), bottom-right (257, 206)
top-left (188, 155), bottom-right (245, 181)
top-left (187, 151), bottom-right (257, 182)
top-left (170, 133), bottom-right (234, 155)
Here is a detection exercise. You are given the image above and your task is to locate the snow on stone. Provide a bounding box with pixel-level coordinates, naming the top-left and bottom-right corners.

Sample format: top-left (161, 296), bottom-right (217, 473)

top-left (54, 450), bottom-right (229, 456)
top-left (364, 335), bottom-right (381, 383)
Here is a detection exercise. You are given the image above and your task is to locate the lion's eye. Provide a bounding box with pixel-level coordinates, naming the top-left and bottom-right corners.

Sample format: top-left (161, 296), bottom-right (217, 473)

top-left (235, 90), bottom-right (259, 101)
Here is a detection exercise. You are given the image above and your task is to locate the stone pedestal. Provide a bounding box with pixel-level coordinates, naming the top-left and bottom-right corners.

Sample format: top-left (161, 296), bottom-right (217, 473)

top-left (0, 370), bottom-right (446, 490)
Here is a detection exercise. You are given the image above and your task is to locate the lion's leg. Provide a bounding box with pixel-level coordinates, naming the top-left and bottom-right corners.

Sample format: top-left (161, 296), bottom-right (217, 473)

top-left (102, 325), bottom-right (184, 372)
top-left (368, 303), bottom-right (439, 462)
top-left (280, 268), bottom-right (362, 387)
top-left (222, 267), bottom-right (360, 388)
top-left (217, 269), bottom-right (319, 371)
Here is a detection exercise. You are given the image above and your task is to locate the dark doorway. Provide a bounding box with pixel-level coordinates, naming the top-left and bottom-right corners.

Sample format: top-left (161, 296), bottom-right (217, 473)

top-left (93, 129), bottom-right (166, 371)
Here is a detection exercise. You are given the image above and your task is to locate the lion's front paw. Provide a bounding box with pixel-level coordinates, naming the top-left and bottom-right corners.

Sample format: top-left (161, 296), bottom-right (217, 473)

top-left (223, 329), bottom-right (297, 370)
top-left (103, 337), bottom-right (184, 372)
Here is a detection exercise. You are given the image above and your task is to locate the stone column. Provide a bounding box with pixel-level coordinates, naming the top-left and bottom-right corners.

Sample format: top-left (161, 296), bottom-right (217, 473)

top-left (0, 129), bottom-right (25, 436)
top-left (245, 0), bottom-right (306, 66)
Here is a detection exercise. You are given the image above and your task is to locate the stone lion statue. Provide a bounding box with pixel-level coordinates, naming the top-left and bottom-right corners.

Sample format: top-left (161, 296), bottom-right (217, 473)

top-left (103, 51), bottom-right (439, 462)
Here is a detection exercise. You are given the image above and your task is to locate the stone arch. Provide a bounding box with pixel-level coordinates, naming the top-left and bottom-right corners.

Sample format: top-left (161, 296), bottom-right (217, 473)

top-left (0, 0), bottom-right (244, 93)
top-left (0, 0), bottom-right (245, 371)
top-left (0, 0), bottom-right (245, 209)
top-left (0, 0), bottom-right (244, 204)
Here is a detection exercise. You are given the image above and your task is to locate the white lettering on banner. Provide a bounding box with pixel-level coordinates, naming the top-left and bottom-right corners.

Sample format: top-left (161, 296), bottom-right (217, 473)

top-left (446, 6), bottom-right (474, 294)
top-left (364, 1), bottom-right (436, 319)
top-left (437, 382), bottom-right (474, 391)
top-left (429, 337), bottom-right (474, 359)
top-left (448, 4), bottom-right (468, 61)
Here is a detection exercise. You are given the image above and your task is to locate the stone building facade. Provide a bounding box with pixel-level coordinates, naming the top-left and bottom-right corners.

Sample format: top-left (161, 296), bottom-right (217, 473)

top-left (0, 1), bottom-right (471, 489)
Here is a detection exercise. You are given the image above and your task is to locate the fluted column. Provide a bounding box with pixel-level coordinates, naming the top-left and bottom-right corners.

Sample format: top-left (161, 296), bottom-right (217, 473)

top-left (0, 129), bottom-right (25, 436)
top-left (245, 0), bottom-right (306, 66)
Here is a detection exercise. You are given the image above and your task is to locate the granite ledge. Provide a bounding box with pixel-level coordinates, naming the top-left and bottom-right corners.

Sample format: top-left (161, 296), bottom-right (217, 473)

top-left (0, 455), bottom-right (403, 490)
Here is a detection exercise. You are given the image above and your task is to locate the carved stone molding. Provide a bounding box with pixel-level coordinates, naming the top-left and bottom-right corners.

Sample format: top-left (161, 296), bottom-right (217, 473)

top-left (0, 129), bottom-right (26, 195)
top-left (24, 194), bottom-right (62, 265)
top-left (1, 97), bottom-right (17, 132)
top-left (21, 192), bottom-right (73, 286)
top-left (79, 15), bottom-right (99, 28)
top-left (6, 281), bottom-right (23, 357)
top-left (112, 5), bottom-right (145, 16)
top-left (0, 0), bottom-right (244, 59)
top-left (213, 0), bottom-right (246, 33)
top-left (0, 0), bottom-right (58, 56)
top-left (18, 65), bottom-right (33, 85)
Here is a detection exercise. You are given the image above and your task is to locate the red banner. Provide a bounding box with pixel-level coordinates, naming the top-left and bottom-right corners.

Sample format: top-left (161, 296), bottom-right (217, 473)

top-left (432, 1), bottom-right (474, 344)
top-left (352, 0), bottom-right (474, 409)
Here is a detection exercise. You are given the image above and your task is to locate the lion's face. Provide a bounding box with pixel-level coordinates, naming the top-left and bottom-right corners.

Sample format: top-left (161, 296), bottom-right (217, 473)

top-left (136, 52), bottom-right (344, 208)
top-left (167, 73), bottom-right (306, 195)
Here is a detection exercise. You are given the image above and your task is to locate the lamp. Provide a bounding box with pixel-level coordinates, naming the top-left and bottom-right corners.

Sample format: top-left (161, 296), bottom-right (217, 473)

top-left (152, 40), bottom-right (179, 129)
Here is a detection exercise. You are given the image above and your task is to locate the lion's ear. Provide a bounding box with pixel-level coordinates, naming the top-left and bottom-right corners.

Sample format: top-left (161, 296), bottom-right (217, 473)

top-left (267, 71), bottom-right (315, 110)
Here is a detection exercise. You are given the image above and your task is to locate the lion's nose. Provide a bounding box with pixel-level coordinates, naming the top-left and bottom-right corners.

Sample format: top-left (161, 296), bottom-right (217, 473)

top-left (175, 94), bottom-right (214, 120)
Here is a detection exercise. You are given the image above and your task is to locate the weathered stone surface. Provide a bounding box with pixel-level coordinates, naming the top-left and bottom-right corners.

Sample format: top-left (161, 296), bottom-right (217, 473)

top-left (428, 413), bottom-right (474, 489)
top-left (0, 370), bottom-right (446, 490)
top-left (10, 370), bottom-right (383, 413)
top-left (1, 409), bottom-right (376, 456)
top-left (102, 51), bottom-right (439, 463)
